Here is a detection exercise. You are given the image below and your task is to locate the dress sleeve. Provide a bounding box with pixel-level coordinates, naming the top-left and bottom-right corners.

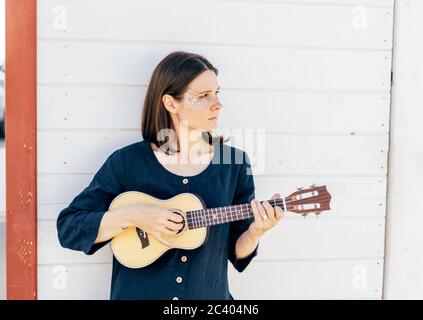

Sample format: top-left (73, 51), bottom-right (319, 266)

top-left (228, 151), bottom-right (259, 272)
top-left (56, 149), bottom-right (124, 255)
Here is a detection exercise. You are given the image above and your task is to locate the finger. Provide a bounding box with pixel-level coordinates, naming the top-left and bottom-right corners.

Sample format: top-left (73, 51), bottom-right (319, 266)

top-left (255, 200), bottom-right (270, 225)
top-left (165, 220), bottom-right (182, 232)
top-left (153, 231), bottom-right (173, 247)
top-left (275, 206), bottom-right (285, 220)
top-left (263, 201), bottom-right (277, 221)
top-left (271, 193), bottom-right (281, 200)
top-left (250, 199), bottom-right (265, 228)
top-left (167, 212), bottom-right (184, 223)
top-left (161, 227), bottom-right (178, 236)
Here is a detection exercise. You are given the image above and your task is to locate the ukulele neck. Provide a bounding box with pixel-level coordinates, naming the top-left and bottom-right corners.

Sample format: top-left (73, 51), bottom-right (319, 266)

top-left (186, 198), bottom-right (286, 230)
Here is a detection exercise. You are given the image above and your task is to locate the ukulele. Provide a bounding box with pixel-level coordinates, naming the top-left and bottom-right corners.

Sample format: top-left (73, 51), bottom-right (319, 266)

top-left (110, 184), bottom-right (332, 268)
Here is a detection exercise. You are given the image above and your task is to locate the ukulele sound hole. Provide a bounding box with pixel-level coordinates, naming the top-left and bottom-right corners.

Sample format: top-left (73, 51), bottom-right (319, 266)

top-left (169, 209), bottom-right (186, 234)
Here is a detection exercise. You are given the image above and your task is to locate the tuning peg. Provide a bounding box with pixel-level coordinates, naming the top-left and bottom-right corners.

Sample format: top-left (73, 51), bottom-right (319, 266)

top-left (314, 211), bottom-right (321, 218)
top-left (297, 187), bottom-right (303, 191)
top-left (310, 183), bottom-right (316, 188)
top-left (301, 212), bottom-right (307, 218)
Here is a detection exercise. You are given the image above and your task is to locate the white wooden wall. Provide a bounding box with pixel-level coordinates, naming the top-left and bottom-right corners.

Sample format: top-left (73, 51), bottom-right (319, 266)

top-left (383, 0), bottom-right (423, 299)
top-left (37, 0), bottom-right (394, 299)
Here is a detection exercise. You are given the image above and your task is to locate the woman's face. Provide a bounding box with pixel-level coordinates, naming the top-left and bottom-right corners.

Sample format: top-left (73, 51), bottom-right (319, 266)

top-left (164, 70), bottom-right (222, 133)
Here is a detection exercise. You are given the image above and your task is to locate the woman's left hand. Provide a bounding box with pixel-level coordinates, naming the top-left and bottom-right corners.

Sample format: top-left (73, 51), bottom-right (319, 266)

top-left (248, 193), bottom-right (285, 238)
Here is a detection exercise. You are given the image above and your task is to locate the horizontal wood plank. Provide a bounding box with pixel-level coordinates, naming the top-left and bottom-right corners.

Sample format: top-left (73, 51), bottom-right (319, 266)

top-left (38, 0), bottom-right (393, 49)
top-left (38, 131), bottom-right (389, 175)
top-left (37, 259), bottom-right (384, 299)
top-left (228, 258), bottom-right (384, 299)
top-left (38, 86), bottom-right (390, 134)
top-left (38, 175), bottom-right (386, 220)
top-left (38, 41), bottom-right (392, 92)
top-left (38, 218), bottom-right (384, 264)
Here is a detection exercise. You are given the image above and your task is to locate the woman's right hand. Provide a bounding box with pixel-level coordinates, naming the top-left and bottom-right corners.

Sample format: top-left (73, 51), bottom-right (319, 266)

top-left (127, 204), bottom-right (184, 247)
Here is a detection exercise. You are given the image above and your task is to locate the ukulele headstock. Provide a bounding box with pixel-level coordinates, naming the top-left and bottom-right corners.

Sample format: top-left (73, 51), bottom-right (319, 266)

top-left (285, 184), bottom-right (332, 217)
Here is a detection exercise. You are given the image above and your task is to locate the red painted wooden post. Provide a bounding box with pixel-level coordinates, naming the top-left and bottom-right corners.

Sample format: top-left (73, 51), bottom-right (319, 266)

top-left (5, 0), bottom-right (38, 299)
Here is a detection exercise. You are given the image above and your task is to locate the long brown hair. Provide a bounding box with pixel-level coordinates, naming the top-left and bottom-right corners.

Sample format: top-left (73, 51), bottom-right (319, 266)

top-left (141, 51), bottom-right (226, 155)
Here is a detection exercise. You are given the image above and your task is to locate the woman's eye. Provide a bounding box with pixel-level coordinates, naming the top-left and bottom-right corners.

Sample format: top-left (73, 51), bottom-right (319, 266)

top-left (198, 91), bottom-right (219, 99)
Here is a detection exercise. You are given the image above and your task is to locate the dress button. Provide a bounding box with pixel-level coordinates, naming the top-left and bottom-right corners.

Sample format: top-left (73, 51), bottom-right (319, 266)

top-left (172, 296), bottom-right (179, 300)
top-left (182, 178), bottom-right (188, 184)
top-left (176, 276), bottom-right (183, 284)
top-left (181, 255), bottom-right (187, 262)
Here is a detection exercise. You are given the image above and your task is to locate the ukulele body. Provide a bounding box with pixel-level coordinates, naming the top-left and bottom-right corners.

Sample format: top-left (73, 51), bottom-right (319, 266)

top-left (110, 191), bottom-right (208, 269)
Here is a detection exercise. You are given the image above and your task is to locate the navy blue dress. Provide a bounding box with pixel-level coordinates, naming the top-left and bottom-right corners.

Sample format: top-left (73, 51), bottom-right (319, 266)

top-left (57, 139), bottom-right (259, 300)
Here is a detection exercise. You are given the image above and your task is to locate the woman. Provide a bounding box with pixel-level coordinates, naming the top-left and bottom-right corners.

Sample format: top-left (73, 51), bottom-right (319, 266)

top-left (57, 51), bottom-right (284, 300)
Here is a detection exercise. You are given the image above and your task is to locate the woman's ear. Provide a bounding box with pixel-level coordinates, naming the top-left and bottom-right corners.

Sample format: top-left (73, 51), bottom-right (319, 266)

top-left (162, 94), bottom-right (178, 114)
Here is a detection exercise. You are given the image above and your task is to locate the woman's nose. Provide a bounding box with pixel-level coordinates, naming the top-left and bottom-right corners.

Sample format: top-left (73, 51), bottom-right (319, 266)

top-left (211, 98), bottom-right (223, 110)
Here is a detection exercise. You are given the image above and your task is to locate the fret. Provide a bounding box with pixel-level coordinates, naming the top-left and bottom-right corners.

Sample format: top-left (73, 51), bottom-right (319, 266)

top-left (215, 208), bottom-right (219, 225)
top-left (211, 208), bottom-right (216, 225)
top-left (201, 211), bottom-right (206, 228)
top-left (233, 205), bottom-right (238, 221)
top-left (191, 211), bottom-right (196, 229)
top-left (204, 208), bottom-right (210, 227)
top-left (211, 208), bottom-right (215, 225)
top-left (192, 211), bottom-right (196, 229)
top-left (196, 211), bottom-right (201, 228)
top-left (241, 204), bottom-right (247, 219)
top-left (227, 206), bottom-right (232, 222)
top-left (187, 211), bottom-right (193, 230)
top-left (188, 211), bottom-right (193, 229)
top-left (220, 208), bottom-right (224, 223)
top-left (244, 204), bottom-right (250, 218)
top-left (206, 208), bottom-right (211, 227)
top-left (232, 205), bottom-right (238, 222)
top-left (195, 210), bottom-right (200, 228)
top-left (215, 207), bottom-right (220, 224)
top-left (208, 208), bottom-right (213, 226)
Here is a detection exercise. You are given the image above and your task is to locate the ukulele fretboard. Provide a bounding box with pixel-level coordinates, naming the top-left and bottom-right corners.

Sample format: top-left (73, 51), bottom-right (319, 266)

top-left (186, 198), bottom-right (286, 229)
